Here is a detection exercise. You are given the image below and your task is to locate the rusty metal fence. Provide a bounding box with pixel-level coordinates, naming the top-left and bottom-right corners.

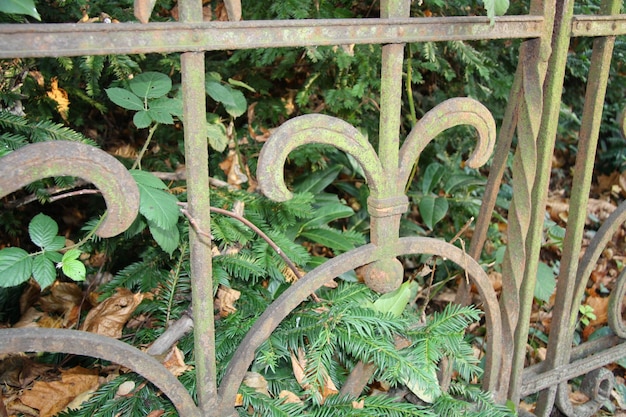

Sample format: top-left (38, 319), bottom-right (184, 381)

top-left (0, 0), bottom-right (625, 415)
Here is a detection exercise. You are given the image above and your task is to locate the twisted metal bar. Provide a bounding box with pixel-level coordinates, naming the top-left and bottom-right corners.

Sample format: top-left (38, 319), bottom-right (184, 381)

top-left (0, 141), bottom-right (139, 238)
top-left (0, 329), bottom-right (200, 416)
top-left (217, 236), bottom-right (503, 414)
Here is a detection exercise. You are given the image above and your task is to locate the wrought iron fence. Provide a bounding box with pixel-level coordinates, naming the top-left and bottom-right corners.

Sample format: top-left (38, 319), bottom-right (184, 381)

top-left (0, 0), bottom-right (625, 416)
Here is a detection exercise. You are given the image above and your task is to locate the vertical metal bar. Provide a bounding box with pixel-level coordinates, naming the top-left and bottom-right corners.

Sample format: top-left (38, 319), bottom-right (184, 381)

top-left (361, 0), bottom-right (410, 294)
top-left (498, 0), bottom-right (556, 403)
top-left (534, 0), bottom-right (622, 414)
top-left (179, 0), bottom-right (218, 414)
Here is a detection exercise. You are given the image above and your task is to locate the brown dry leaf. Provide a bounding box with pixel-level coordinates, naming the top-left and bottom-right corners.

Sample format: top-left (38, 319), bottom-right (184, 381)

top-left (214, 285), bottom-right (241, 318)
top-left (569, 390), bottom-right (590, 405)
top-left (39, 282), bottom-right (83, 328)
top-left (46, 78), bottom-right (69, 122)
top-left (289, 348), bottom-right (337, 404)
top-left (161, 345), bottom-right (193, 377)
top-left (584, 295), bottom-right (609, 327)
top-left (12, 307), bottom-right (45, 328)
top-left (80, 288), bottom-right (144, 338)
top-left (279, 390), bottom-right (303, 405)
top-left (352, 399), bottom-right (365, 409)
top-left (146, 410), bottom-right (165, 417)
top-left (219, 150), bottom-right (248, 187)
top-left (234, 393), bottom-right (244, 406)
top-left (243, 372), bottom-right (270, 397)
top-left (20, 366), bottom-right (99, 417)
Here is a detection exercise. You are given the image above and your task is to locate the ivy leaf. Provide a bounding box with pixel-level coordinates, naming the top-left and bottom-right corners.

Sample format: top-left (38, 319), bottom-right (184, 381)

top-left (147, 220), bottom-right (179, 256)
top-left (32, 254), bottom-right (56, 289)
top-left (61, 249), bottom-right (86, 281)
top-left (129, 72), bottom-right (172, 99)
top-left (29, 213), bottom-right (59, 250)
top-left (419, 195), bottom-right (449, 230)
top-left (371, 280), bottom-right (419, 317)
top-left (0, 0), bottom-right (41, 20)
top-left (0, 247), bottom-right (33, 287)
top-left (106, 88), bottom-right (144, 111)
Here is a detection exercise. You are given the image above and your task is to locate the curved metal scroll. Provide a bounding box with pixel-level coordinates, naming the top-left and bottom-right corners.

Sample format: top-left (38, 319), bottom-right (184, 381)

top-left (0, 328), bottom-right (200, 417)
top-left (555, 368), bottom-right (614, 417)
top-left (217, 236), bottom-right (503, 414)
top-left (256, 114), bottom-right (384, 202)
top-left (398, 97), bottom-right (496, 187)
top-left (0, 141), bottom-right (139, 238)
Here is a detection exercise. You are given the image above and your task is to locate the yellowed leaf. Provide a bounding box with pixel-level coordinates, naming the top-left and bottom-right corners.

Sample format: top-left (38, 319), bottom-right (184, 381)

top-left (352, 399), bottom-right (365, 409)
top-left (46, 78), bottom-right (69, 122)
top-left (80, 288), bottom-right (144, 338)
top-left (584, 295), bottom-right (609, 327)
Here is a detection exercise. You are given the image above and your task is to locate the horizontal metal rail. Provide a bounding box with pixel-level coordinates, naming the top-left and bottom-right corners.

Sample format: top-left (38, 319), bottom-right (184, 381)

top-left (1, 16), bottom-right (545, 58)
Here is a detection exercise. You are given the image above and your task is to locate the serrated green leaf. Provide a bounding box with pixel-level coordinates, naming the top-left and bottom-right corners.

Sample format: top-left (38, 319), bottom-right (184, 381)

top-left (223, 88), bottom-right (247, 118)
top-left (29, 213), bottom-right (59, 249)
top-left (0, 247), bottom-right (33, 287)
top-left (129, 72), bottom-right (172, 99)
top-left (32, 254), bottom-right (56, 289)
top-left (228, 78), bottom-right (256, 92)
top-left (136, 185), bottom-right (180, 229)
top-left (62, 259), bottom-right (86, 281)
top-left (130, 170), bottom-right (168, 190)
top-left (0, 0), bottom-right (41, 20)
top-left (147, 107), bottom-right (174, 125)
top-left (44, 251), bottom-right (63, 263)
top-left (105, 88), bottom-right (144, 111)
top-left (206, 122), bottom-right (228, 152)
top-left (372, 280), bottom-right (418, 317)
top-left (206, 81), bottom-right (236, 106)
top-left (419, 195), bottom-right (449, 230)
top-left (133, 110), bottom-right (152, 129)
top-left (46, 236), bottom-right (66, 252)
top-left (62, 248), bottom-right (81, 262)
top-left (300, 227), bottom-right (354, 252)
top-left (147, 220), bottom-right (180, 256)
top-left (535, 262), bottom-right (556, 302)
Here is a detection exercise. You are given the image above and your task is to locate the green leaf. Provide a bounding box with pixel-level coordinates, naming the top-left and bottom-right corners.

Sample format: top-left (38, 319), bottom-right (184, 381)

top-left (29, 213), bottom-right (59, 250)
top-left (228, 78), bottom-right (256, 92)
top-left (372, 280), bottom-right (419, 317)
top-left (300, 227), bottom-right (354, 252)
top-left (223, 88), bottom-right (247, 118)
top-left (105, 88), bottom-right (144, 111)
top-left (46, 236), bottom-right (66, 252)
top-left (421, 162), bottom-right (446, 195)
top-left (0, 247), bottom-right (33, 287)
top-left (443, 174), bottom-right (485, 194)
top-left (147, 220), bottom-right (180, 256)
top-left (0, 0), bottom-right (41, 20)
top-left (206, 81), bottom-right (236, 107)
top-left (129, 72), bottom-right (172, 99)
top-left (130, 170), bottom-right (168, 190)
top-left (136, 185), bottom-right (180, 229)
top-left (483, 0), bottom-right (509, 24)
top-left (61, 249), bottom-right (85, 281)
top-left (45, 251), bottom-right (63, 263)
top-left (535, 262), bottom-right (556, 302)
top-left (419, 195), bottom-right (449, 230)
top-left (206, 122), bottom-right (229, 152)
top-left (147, 107), bottom-right (174, 125)
top-left (133, 110), bottom-right (152, 129)
top-left (301, 203), bottom-right (354, 229)
top-left (293, 165), bottom-right (342, 195)
top-left (32, 254), bottom-right (56, 289)
top-left (403, 367), bottom-right (440, 403)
